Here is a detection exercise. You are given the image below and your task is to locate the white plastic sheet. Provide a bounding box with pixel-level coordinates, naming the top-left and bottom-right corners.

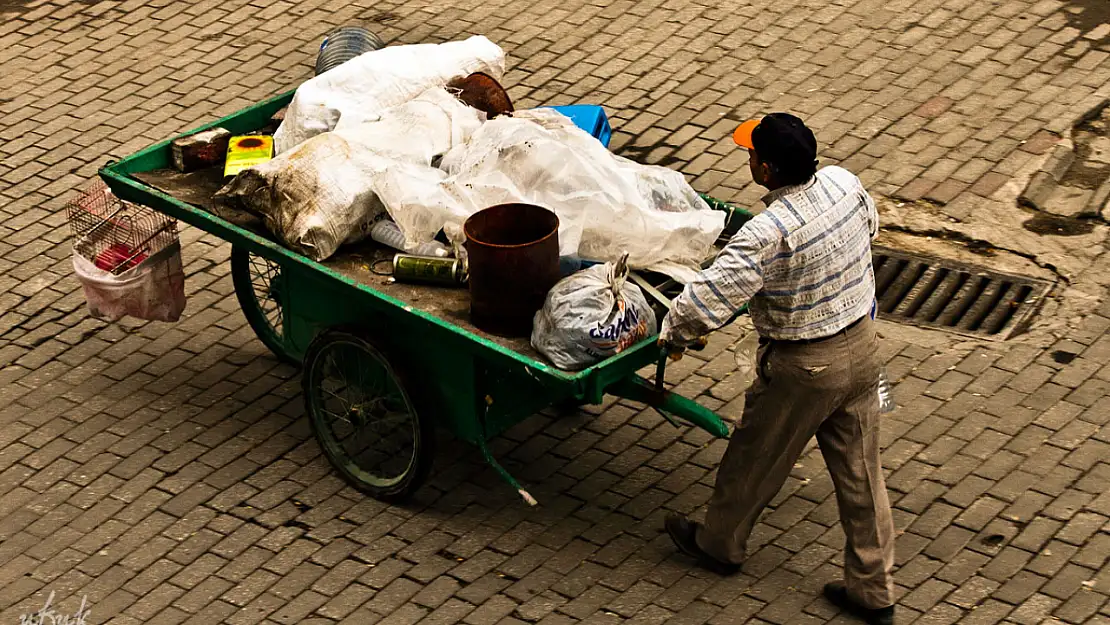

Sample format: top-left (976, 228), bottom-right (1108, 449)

top-left (73, 242), bottom-right (186, 322)
top-left (531, 254), bottom-right (657, 370)
top-left (274, 35), bottom-right (506, 153)
top-left (378, 108), bottom-right (725, 282)
top-left (216, 88), bottom-right (485, 261)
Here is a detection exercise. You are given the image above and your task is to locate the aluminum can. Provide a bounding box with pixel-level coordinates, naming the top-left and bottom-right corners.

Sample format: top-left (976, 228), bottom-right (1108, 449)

top-left (391, 254), bottom-right (466, 286)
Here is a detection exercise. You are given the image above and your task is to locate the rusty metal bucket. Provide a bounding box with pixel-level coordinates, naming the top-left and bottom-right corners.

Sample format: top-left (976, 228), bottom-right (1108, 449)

top-left (464, 204), bottom-right (560, 337)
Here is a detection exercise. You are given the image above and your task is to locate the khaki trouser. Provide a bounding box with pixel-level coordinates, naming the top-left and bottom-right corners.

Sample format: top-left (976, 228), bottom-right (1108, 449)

top-left (696, 317), bottom-right (896, 609)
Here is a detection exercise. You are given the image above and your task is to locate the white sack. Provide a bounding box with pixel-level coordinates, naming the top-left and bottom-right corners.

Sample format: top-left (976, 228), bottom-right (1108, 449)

top-left (376, 108), bottom-right (725, 282)
top-left (531, 254), bottom-right (657, 370)
top-left (274, 35), bottom-right (506, 153)
top-left (73, 242), bottom-right (186, 322)
top-left (216, 88), bottom-right (485, 261)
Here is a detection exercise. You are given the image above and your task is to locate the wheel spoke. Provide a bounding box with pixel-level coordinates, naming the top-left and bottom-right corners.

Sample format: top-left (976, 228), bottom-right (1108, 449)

top-left (320, 386), bottom-right (351, 403)
top-left (246, 253), bottom-right (283, 332)
top-left (322, 353), bottom-right (356, 414)
top-left (320, 407), bottom-right (354, 425)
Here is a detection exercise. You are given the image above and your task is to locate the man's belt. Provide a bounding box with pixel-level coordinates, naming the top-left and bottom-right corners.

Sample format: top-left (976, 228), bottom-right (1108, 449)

top-left (764, 314), bottom-right (868, 346)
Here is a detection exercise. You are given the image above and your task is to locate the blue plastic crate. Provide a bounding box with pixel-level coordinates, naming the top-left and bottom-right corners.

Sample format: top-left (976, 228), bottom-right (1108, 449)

top-left (548, 105), bottom-right (613, 148)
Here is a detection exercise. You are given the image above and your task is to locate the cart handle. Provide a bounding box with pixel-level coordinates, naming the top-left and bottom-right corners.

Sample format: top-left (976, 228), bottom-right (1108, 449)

top-left (610, 339), bottom-right (728, 439)
top-left (655, 338), bottom-right (708, 391)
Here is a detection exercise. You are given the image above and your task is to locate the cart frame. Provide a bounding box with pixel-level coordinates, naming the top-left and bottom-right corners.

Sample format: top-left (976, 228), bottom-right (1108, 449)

top-left (99, 88), bottom-right (752, 504)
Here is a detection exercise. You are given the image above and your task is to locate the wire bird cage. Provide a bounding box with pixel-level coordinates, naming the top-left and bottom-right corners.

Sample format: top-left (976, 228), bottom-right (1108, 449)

top-left (66, 180), bottom-right (179, 275)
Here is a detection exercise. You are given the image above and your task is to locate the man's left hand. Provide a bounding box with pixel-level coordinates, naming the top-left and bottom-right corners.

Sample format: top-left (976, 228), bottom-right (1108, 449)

top-left (657, 336), bottom-right (709, 360)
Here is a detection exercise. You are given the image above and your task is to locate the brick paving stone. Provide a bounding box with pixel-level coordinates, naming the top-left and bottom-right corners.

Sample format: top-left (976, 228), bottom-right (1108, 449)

top-left (936, 549), bottom-right (991, 587)
top-left (901, 578), bottom-right (956, 613)
top-left (1028, 540), bottom-right (1081, 579)
top-left (1071, 533), bottom-right (1110, 570)
top-left (948, 575), bottom-right (1000, 609)
top-left (1057, 512), bottom-right (1108, 546)
top-left (993, 569), bottom-right (1048, 605)
top-left (958, 598), bottom-right (1012, 625)
top-left (1055, 589), bottom-right (1108, 624)
top-left (1010, 593), bottom-right (1063, 624)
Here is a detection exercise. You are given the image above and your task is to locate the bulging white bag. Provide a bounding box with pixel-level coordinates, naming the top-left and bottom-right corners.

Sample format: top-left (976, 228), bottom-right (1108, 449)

top-left (531, 254), bottom-right (657, 370)
top-left (274, 35), bottom-right (506, 153)
top-left (380, 108), bottom-right (725, 282)
top-left (216, 88), bottom-right (485, 261)
top-left (73, 241), bottom-right (186, 322)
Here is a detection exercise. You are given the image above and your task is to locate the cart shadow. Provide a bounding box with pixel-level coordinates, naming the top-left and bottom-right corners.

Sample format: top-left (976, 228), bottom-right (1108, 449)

top-left (129, 340), bottom-right (836, 605)
top-left (161, 343), bottom-right (745, 578)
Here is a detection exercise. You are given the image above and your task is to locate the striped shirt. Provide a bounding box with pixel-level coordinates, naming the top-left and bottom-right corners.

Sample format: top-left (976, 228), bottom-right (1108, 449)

top-left (660, 166), bottom-right (878, 345)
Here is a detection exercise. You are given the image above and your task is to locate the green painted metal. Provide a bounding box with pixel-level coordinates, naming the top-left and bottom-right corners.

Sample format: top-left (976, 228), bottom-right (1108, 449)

top-left (97, 92), bottom-right (758, 499)
top-left (609, 375), bottom-right (730, 438)
top-left (110, 89), bottom-right (296, 177)
top-left (699, 192), bottom-right (753, 236)
top-left (477, 433), bottom-right (538, 506)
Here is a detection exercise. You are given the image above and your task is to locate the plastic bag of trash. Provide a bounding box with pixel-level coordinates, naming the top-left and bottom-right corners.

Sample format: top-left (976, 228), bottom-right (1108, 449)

top-left (531, 253), bottom-right (657, 370)
top-left (274, 35), bottom-right (506, 153)
top-left (379, 108), bottom-right (724, 282)
top-left (73, 241), bottom-right (186, 322)
top-left (216, 88), bottom-right (485, 261)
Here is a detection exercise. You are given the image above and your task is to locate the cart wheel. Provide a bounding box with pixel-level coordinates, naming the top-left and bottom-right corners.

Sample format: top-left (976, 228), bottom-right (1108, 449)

top-left (231, 246), bottom-right (297, 364)
top-left (303, 329), bottom-right (434, 502)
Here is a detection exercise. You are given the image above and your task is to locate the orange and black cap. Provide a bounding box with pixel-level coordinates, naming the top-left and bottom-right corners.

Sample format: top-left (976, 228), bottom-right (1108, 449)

top-left (732, 119), bottom-right (760, 150)
top-left (733, 113), bottom-right (818, 179)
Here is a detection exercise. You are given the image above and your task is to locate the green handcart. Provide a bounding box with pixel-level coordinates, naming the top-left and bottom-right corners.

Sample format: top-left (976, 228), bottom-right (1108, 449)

top-left (98, 89), bottom-right (753, 505)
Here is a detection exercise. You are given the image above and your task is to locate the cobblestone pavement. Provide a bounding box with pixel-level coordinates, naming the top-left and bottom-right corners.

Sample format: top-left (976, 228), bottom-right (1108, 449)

top-left (2, 0), bottom-right (1110, 624)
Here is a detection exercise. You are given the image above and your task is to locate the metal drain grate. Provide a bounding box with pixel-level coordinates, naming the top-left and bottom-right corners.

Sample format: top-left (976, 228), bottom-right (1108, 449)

top-left (872, 246), bottom-right (1055, 340)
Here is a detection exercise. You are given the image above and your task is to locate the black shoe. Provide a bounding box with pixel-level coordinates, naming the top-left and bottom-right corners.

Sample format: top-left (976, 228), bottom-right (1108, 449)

top-left (823, 582), bottom-right (894, 625)
top-left (664, 514), bottom-right (741, 576)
